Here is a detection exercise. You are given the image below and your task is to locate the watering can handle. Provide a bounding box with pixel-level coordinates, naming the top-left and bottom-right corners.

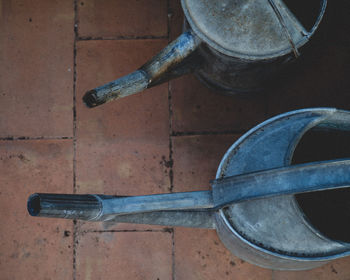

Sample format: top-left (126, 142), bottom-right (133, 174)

top-left (28, 159), bottom-right (350, 225)
top-left (83, 31), bottom-right (201, 108)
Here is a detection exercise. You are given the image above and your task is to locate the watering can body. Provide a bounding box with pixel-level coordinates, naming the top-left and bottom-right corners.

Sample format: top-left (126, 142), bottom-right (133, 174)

top-left (83, 0), bottom-right (327, 107)
top-left (214, 108), bottom-right (350, 270)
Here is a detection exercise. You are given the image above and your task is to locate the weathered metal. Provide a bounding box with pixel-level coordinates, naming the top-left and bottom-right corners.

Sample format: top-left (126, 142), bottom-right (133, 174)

top-left (28, 108), bottom-right (350, 270)
top-left (83, 0), bottom-right (327, 108)
top-left (29, 160), bottom-right (350, 220)
top-left (214, 108), bottom-right (350, 270)
top-left (83, 31), bottom-right (201, 107)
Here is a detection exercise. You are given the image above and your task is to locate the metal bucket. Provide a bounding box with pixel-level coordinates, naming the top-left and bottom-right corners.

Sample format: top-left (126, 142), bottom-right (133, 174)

top-left (83, 0), bottom-right (327, 108)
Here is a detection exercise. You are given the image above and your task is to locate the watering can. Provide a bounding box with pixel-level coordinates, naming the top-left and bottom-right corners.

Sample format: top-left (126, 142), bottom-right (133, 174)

top-left (28, 108), bottom-right (350, 270)
top-left (83, 0), bottom-right (327, 108)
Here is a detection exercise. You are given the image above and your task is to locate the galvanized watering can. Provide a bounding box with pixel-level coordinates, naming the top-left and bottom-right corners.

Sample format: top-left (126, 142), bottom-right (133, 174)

top-left (28, 108), bottom-right (350, 270)
top-left (83, 0), bottom-right (327, 108)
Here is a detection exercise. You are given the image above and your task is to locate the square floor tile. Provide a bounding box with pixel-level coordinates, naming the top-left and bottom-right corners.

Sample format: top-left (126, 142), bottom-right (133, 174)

top-left (0, 140), bottom-right (73, 279)
top-left (76, 39), bottom-right (169, 142)
top-left (78, 0), bottom-right (168, 38)
top-left (169, 0), bottom-right (184, 41)
top-left (0, 0), bottom-right (74, 137)
top-left (172, 134), bottom-right (240, 192)
top-left (171, 75), bottom-right (267, 134)
top-left (76, 231), bottom-right (172, 280)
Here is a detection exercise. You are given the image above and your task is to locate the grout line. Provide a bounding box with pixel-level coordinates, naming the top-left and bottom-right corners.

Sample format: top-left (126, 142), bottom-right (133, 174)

top-left (171, 229), bottom-right (176, 280)
top-left (73, 2), bottom-right (78, 195)
top-left (167, 2), bottom-right (176, 280)
top-left (167, 0), bottom-right (174, 194)
top-left (168, 90), bottom-right (174, 193)
top-left (168, 82), bottom-right (174, 193)
top-left (82, 228), bottom-right (173, 233)
top-left (72, 0), bottom-right (78, 279)
top-left (166, 0), bottom-right (171, 40)
top-left (171, 130), bottom-right (246, 137)
top-left (77, 35), bottom-right (168, 41)
top-left (0, 136), bottom-right (73, 141)
top-left (72, 221), bottom-right (78, 280)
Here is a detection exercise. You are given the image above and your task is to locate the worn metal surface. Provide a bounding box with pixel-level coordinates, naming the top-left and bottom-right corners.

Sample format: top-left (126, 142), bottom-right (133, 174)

top-left (194, 43), bottom-right (285, 93)
top-left (83, 31), bottom-right (201, 107)
top-left (28, 108), bottom-right (350, 270)
top-left (27, 193), bottom-right (101, 220)
top-left (183, 0), bottom-right (311, 59)
top-left (102, 210), bottom-right (217, 229)
top-left (216, 108), bottom-right (350, 270)
top-left (83, 0), bottom-right (327, 107)
top-left (29, 159), bottom-right (350, 219)
top-left (189, 0), bottom-right (327, 93)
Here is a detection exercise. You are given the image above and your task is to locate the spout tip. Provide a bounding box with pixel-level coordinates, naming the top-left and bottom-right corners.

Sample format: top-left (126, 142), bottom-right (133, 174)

top-left (83, 89), bottom-right (101, 108)
top-left (27, 194), bottom-right (41, 216)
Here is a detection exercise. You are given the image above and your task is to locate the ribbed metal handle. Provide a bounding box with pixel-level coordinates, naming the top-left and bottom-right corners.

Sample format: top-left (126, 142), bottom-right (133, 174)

top-left (27, 193), bottom-right (102, 220)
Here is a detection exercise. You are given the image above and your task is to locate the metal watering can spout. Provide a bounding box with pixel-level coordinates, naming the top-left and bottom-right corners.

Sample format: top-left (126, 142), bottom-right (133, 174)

top-left (83, 31), bottom-right (201, 108)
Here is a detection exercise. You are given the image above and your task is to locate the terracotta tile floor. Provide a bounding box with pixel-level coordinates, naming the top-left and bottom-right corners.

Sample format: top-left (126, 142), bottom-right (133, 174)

top-left (1, 0), bottom-right (350, 279)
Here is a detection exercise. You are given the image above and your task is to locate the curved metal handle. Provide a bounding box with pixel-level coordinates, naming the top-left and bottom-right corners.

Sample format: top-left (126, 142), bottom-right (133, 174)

top-left (212, 159), bottom-right (350, 207)
top-left (269, 0), bottom-right (327, 57)
top-left (307, 0), bottom-right (327, 38)
top-left (28, 191), bottom-right (213, 220)
top-left (83, 30), bottom-right (201, 108)
top-left (28, 159), bottom-right (350, 225)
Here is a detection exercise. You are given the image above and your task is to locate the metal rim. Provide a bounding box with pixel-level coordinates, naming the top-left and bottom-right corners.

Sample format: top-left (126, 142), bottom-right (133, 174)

top-left (216, 209), bottom-right (350, 263)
